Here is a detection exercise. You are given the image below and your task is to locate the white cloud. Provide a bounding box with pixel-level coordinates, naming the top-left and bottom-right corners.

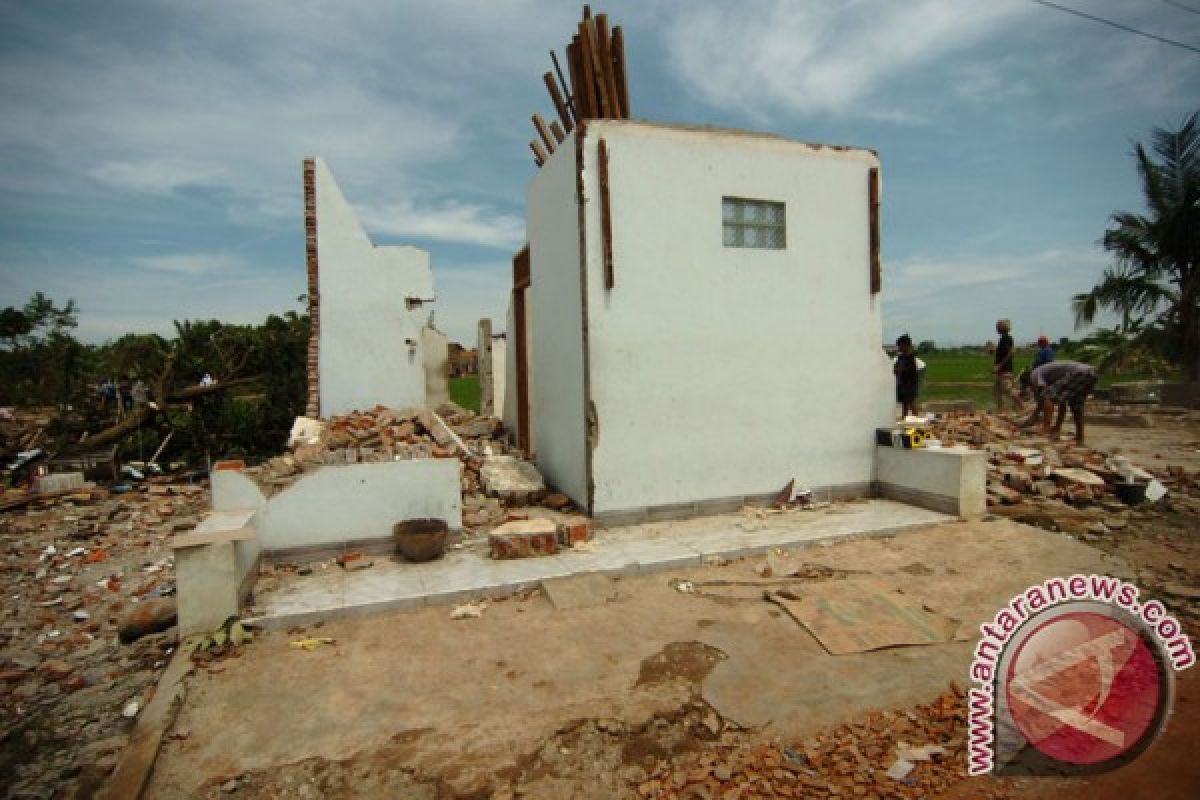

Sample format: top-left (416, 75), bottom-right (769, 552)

top-left (132, 252), bottom-right (249, 276)
top-left (663, 0), bottom-right (1034, 120)
top-left (360, 201), bottom-right (524, 251)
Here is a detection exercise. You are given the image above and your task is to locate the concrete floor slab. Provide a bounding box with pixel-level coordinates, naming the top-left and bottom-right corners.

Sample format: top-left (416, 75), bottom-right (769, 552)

top-left (150, 517), bottom-right (1130, 799)
top-left (246, 499), bottom-right (953, 629)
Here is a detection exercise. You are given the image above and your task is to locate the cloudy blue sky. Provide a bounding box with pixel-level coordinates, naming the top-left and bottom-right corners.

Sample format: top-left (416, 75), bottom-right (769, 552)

top-left (1, 0), bottom-right (1197, 347)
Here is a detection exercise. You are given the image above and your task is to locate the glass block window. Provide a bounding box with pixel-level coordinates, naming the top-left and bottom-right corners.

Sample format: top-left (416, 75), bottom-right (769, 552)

top-left (722, 197), bottom-right (786, 249)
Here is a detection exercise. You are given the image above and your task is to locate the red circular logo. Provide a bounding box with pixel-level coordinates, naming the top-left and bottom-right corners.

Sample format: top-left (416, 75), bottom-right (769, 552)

top-left (1004, 610), bottom-right (1166, 766)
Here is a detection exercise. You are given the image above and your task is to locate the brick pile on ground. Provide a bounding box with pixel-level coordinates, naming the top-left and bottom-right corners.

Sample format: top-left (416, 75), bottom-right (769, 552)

top-left (927, 410), bottom-right (1200, 531)
top-left (0, 480), bottom-right (208, 798)
top-left (249, 404), bottom-right (578, 532)
top-left (634, 684), bottom-right (1011, 799)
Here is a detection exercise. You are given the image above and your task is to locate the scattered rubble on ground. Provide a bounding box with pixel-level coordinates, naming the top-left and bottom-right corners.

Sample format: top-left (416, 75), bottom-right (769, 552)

top-left (0, 477), bottom-right (207, 798)
top-left (633, 684), bottom-right (1011, 800)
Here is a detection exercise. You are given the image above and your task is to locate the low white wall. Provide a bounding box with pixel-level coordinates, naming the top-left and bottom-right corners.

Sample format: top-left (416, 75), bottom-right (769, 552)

top-left (255, 460), bottom-right (463, 552)
top-left (875, 446), bottom-right (986, 517)
top-left (578, 122), bottom-right (894, 515)
top-left (314, 158), bottom-right (431, 416)
top-left (527, 135), bottom-right (588, 503)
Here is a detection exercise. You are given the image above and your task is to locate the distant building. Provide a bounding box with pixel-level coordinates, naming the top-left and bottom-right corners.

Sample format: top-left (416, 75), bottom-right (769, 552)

top-left (448, 344), bottom-right (478, 377)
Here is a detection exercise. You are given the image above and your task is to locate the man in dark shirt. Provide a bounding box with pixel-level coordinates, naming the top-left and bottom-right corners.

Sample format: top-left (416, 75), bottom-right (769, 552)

top-left (893, 334), bottom-right (919, 418)
top-left (992, 319), bottom-right (1022, 412)
top-left (1019, 361), bottom-right (1099, 444)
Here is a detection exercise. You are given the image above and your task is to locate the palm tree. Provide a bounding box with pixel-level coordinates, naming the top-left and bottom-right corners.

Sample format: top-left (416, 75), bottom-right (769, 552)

top-left (1073, 110), bottom-right (1199, 379)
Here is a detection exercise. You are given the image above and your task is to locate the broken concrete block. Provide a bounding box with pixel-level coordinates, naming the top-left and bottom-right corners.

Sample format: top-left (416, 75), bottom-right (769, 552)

top-left (1051, 468), bottom-right (1107, 488)
top-left (480, 456), bottom-right (545, 502)
top-left (287, 416), bottom-right (325, 449)
top-left (489, 518), bottom-right (558, 559)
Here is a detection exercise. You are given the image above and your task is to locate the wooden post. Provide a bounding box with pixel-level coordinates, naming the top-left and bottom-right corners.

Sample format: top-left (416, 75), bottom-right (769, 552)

top-left (599, 139), bottom-right (614, 289)
top-left (543, 72), bottom-right (573, 133)
top-left (868, 167), bottom-right (881, 294)
top-left (612, 26), bottom-right (630, 118)
top-left (533, 114), bottom-right (556, 154)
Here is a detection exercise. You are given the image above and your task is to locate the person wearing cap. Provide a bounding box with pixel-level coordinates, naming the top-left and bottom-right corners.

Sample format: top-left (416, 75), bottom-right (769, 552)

top-left (1018, 361), bottom-right (1099, 444)
top-left (991, 319), bottom-right (1023, 412)
top-left (1033, 335), bottom-right (1055, 369)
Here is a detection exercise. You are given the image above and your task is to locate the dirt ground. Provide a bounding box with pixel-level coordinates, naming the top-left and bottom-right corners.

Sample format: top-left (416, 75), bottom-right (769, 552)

top-left (141, 510), bottom-right (1187, 800)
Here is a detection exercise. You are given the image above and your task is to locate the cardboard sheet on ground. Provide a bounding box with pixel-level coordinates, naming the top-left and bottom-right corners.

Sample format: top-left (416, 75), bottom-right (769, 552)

top-left (768, 578), bottom-right (960, 655)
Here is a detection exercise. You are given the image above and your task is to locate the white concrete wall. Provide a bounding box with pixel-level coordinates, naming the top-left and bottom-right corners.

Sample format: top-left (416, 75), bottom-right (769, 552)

top-left (875, 446), bottom-right (987, 517)
top-left (502, 296), bottom-right (520, 441)
top-left (578, 121), bottom-right (894, 514)
top-left (254, 459), bottom-right (462, 552)
top-left (422, 324), bottom-right (450, 409)
top-left (314, 158), bottom-right (431, 416)
top-left (527, 136), bottom-right (588, 502)
top-left (492, 335), bottom-right (507, 421)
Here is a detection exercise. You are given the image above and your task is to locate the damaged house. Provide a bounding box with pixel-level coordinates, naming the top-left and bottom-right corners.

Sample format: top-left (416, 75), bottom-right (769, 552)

top-left (508, 120), bottom-right (895, 521)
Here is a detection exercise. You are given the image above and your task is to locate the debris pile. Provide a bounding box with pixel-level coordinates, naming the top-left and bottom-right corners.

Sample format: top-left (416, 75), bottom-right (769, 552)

top-left (0, 479), bottom-right (206, 798)
top-left (250, 404), bottom-right (575, 531)
top-left (634, 685), bottom-right (1009, 799)
top-left (928, 410), bottom-right (1200, 526)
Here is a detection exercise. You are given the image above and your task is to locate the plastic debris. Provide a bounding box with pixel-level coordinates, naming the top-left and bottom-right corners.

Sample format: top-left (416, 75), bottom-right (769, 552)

top-left (123, 700), bottom-right (140, 719)
top-left (289, 637), bottom-right (335, 651)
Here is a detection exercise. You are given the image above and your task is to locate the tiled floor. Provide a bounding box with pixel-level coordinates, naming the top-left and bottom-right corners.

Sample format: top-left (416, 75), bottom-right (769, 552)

top-left (246, 499), bottom-right (950, 628)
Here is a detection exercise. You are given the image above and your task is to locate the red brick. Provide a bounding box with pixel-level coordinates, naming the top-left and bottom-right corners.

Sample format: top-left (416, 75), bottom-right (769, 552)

top-left (489, 519), bottom-right (559, 559)
top-left (557, 518), bottom-right (593, 547)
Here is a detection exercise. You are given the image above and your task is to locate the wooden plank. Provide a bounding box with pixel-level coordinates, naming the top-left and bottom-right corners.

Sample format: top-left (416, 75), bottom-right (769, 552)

top-left (566, 39), bottom-right (587, 121)
top-left (529, 141), bottom-right (545, 167)
top-left (582, 17), bottom-right (611, 117)
top-left (549, 120), bottom-right (565, 143)
top-left (595, 14), bottom-right (622, 118)
top-left (598, 138), bottom-right (614, 289)
top-left (543, 71), bottom-right (573, 133)
top-left (549, 52), bottom-right (576, 128)
top-left (575, 25), bottom-right (600, 118)
top-left (612, 26), bottom-right (630, 118)
top-left (513, 244), bottom-right (531, 290)
top-left (868, 167), bottom-right (881, 293)
top-left (532, 113), bottom-right (556, 154)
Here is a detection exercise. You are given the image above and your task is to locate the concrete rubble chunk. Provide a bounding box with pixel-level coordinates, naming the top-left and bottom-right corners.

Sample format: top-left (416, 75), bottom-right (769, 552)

top-left (1051, 468), bottom-right (1107, 488)
top-left (480, 455), bottom-right (546, 501)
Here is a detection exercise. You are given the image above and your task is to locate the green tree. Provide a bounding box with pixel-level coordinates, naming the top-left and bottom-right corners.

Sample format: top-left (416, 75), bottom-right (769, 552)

top-left (1072, 110), bottom-right (1200, 379)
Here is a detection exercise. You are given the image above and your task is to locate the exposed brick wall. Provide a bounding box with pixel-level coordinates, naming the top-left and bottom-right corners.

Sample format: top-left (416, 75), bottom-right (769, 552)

top-left (303, 159), bottom-right (321, 418)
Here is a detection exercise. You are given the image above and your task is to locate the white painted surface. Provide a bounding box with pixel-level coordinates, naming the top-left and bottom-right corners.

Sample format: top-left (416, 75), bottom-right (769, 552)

top-left (255, 459), bottom-right (462, 552)
top-left (176, 541), bottom-right (240, 635)
top-left (502, 296), bottom-right (519, 441)
top-left (492, 335), bottom-right (507, 421)
top-left (571, 121), bottom-right (894, 514)
top-left (314, 158), bottom-right (431, 416)
top-left (210, 469), bottom-right (266, 512)
top-left (527, 138), bottom-right (588, 502)
top-left (422, 324), bottom-right (449, 408)
top-left (875, 446), bottom-right (987, 517)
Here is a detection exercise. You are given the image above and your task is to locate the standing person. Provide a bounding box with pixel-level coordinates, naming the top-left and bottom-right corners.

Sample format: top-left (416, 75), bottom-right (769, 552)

top-left (991, 319), bottom-right (1023, 412)
top-left (1019, 361), bottom-right (1099, 444)
top-left (894, 334), bottom-right (920, 419)
top-left (1033, 335), bottom-right (1055, 369)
